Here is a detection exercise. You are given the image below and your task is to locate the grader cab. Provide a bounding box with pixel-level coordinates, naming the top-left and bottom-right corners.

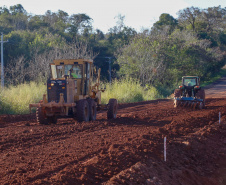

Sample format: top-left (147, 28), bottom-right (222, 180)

top-left (29, 59), bottom-right (117, 124)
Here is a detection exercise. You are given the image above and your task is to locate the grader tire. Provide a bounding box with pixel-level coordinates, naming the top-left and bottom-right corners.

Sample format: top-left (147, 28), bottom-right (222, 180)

top-left (36, 107), bottom-right (48, 125)
top-left (87, 99), bottom-right (97, 121)
top-left (107, 99), bottom-right (118, 119)
top-left (77, 99), bottom-right (90, 122)
top-left (196, 89), bottom-right (205, 108)
top-left (174, 89), bottom-right (182, 98)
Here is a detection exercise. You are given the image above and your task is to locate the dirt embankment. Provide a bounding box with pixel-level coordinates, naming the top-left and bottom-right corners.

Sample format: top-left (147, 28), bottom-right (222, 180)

top-left (0, 79), bottom-right (226, 185)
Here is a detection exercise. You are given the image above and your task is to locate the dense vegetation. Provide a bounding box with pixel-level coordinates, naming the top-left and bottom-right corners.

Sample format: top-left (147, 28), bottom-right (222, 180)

top-left (0, 5), bottom-right (226, 85)
top-left (0, 5), bottom-right (226, 114)
top-left (117, 7), bottom-right (226, 91)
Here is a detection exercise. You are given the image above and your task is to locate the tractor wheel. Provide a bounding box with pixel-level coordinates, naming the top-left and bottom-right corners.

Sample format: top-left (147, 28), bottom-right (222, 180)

top-left (36, 107), bottom-right (48, 125)
top-left (77, 99), bottom-right (90, 122)
top-left (107, 99), bottom-right (118, 119)
top-left (174, 89), bottom-right (182, 98)
top-left (87, 99), bottom-right (97, 121)
top-left (196, 89), bottom-right (205, 107)
top-left (47, 116), bottom-right (57, 124)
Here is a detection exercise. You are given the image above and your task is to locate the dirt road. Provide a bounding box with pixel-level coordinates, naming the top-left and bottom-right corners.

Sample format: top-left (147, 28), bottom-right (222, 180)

top-left (0, 80), bottom-right (226, 185)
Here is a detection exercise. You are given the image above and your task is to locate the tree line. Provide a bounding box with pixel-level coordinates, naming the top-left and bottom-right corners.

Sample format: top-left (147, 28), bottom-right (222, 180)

top-left (117, 6), bottom-right (226, 93)
top-left (0, 4), bottom-right (226, 93)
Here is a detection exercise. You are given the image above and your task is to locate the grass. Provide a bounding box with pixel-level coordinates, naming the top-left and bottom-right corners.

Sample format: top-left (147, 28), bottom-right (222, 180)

top-left (0, 82), bottom-right (46, 114)
top-left (0, 78), bottom-right (162, 114)
top-left (101, 78), bottom-right (163, 104)
top-left (1, 68), bottom-right (226, 115)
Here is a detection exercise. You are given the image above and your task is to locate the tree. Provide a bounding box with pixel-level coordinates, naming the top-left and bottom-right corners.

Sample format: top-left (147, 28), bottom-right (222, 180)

top-left (28, 15), bottom-right (48, 31)
top-left (178, 6), bottom-right (201, 31)
top-left (117, 29), bottom-right (226, 87)
top-left (152, 13), bottom-right (178, 33)
top-left (0, 4), bottom-right (28, 33)
top-left (9, 4), bottom-right (26, 15)
top-left (68, 13), bottom-right (92, 36)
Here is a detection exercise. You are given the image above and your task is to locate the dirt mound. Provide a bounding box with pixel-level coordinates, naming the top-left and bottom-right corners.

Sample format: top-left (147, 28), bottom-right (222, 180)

top-left (0, 98), bottom-right (226, 184)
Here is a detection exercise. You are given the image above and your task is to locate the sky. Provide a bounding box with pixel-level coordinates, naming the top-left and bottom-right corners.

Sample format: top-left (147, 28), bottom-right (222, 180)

top-left (1, 0), bottom-right (226, 33)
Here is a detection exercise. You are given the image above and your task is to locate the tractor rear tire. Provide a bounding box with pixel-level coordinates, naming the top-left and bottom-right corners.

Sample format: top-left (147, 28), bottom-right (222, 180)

top-left (107, 99), bottom-right (118, 119)
top-left (87, 99), bottom-right (97, 121)
top-left (36, 107), bottom-right (48, 125)
top-left (174, 89), bottom-right (182, 98)
top-left (77, 99), bottom-right (90, 122)
top-left (196, 89), bottom-right (205, 107)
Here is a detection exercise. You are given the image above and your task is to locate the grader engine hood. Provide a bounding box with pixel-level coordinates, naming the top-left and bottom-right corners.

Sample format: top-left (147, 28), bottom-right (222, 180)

top-left (47, 80), bottom-right (67, 103)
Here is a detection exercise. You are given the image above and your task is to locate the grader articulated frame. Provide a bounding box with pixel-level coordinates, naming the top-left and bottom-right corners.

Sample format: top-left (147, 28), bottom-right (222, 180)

top-left (29, 59), bottom-right (117, 124)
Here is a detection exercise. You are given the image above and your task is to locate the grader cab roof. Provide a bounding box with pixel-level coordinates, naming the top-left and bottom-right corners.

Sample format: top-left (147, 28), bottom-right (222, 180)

top-left (52, 59), bottom-right (93, 65)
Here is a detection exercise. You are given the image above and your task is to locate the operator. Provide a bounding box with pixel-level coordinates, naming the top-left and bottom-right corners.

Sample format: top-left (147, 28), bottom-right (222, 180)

top-left (69, 68), bottom-right (78, 78)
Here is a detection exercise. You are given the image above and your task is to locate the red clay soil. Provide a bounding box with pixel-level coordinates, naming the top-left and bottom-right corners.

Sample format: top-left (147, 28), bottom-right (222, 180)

top-left (0, 93), bottom-right (226, 184)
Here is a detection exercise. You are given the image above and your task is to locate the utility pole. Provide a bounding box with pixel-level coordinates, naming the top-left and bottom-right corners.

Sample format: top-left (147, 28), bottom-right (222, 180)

top-left (1, 33), bottom-right (8, 89)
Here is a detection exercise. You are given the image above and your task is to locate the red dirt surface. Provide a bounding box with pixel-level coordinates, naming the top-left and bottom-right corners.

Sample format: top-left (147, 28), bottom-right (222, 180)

top-left (0, 82), bottom-right (226, 184)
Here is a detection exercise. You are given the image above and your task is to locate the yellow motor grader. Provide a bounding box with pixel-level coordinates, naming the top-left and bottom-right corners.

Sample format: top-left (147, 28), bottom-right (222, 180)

top-left (29, 59), bottom-right (118, 124)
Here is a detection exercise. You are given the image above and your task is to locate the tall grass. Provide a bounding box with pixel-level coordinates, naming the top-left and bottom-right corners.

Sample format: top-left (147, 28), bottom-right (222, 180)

top-left (0, 79), bottom-right (164, 114)
top-left (0, 82), bottom-right (46, 114)
top-left (101, 78), bottom-right (163, 104)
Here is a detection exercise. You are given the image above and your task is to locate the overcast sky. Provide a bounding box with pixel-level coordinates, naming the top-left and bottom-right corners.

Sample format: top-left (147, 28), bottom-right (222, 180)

top-left (1, 0), bottom-right (226, 33)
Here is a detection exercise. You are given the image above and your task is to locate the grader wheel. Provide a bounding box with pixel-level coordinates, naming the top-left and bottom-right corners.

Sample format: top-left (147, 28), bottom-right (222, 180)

top-left (87, 99), bottom-right (97, 121)
top-left (107, 99), bottom-right (118, 119)
top-left (77, 99), bottom-right (90, 122)
top-left (36, 107), bottom-right (48, 125)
